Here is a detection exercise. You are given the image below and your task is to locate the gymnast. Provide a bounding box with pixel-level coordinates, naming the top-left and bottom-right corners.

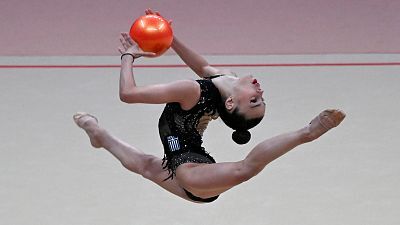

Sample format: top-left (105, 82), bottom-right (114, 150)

top-left (73, 9), bottom-right (345, 203)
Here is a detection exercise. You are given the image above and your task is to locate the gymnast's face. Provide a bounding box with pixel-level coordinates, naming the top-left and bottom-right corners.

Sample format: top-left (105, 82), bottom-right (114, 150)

top-left (227, 75), bottom-right (266, 119)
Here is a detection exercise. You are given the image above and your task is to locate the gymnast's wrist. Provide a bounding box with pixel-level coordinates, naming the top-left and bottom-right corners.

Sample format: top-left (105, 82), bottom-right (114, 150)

top-left (121, 53), bottom-right (135, 62)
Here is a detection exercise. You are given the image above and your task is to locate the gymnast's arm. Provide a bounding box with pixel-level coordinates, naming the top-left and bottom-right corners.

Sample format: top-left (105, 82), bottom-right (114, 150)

top-left (171, 36), bottom-right (223, 78)
top-left (120, 79), bottom-right (200, 108)
top-left (145, 9), bottom-right (226, 78)
top-left (119, 33), bottom-right (200, 106)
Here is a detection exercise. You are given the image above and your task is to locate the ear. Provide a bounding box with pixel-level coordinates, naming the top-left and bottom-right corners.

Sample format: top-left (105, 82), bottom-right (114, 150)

top-left (225, 96), bottom-right (235, 112)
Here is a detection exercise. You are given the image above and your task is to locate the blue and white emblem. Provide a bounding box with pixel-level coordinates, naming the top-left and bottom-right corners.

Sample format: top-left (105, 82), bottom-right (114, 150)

top-left (167, 136), bottom-right (180, 152)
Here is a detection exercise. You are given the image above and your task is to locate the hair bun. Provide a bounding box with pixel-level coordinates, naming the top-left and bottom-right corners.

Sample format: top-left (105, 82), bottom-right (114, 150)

top-left (232, 130), bottom-right (251, 145)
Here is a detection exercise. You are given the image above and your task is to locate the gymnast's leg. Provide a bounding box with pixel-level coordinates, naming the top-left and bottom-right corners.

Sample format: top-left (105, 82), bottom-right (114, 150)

top-left (176, 109), bottom-right (346, 199)
top-left (73, 113), bottom-right (191, 201)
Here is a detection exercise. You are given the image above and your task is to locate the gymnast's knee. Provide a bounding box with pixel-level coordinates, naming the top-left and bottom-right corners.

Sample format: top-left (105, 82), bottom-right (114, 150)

top-left (139, 154), bottom-right (162, 179)
top-left (120, 153), bottom-right (155, 176)
top-left (231, 161), bottom-right (259, 184)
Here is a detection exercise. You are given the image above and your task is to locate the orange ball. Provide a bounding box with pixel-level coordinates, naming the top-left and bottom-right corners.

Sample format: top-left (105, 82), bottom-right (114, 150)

top-left (129, 14), bottom-right (173, 57)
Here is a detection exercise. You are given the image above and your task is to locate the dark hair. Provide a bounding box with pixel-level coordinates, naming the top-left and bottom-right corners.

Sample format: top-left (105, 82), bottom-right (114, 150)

top-left (217, 102), bottom-right (263, 145)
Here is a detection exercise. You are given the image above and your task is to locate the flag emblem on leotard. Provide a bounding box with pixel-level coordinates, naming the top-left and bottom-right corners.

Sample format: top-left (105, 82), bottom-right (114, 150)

top-left (167, 136), bottom-right (180, 151)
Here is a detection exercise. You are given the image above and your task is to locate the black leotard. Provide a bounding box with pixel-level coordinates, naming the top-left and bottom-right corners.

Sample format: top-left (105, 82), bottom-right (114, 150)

top-left (158, 78), bottom-right (222, 179)
top-left (158, 77), bottom-right (223, 203)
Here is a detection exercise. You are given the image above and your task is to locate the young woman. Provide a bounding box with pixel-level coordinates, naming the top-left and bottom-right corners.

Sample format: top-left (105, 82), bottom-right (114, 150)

top-left (73, 10), bottom-right (345, 203)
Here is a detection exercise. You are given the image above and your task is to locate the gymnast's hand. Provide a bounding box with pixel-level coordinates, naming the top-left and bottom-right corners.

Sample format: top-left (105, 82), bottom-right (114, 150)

top-left (145, 8), bottom-right (172, 25)
top-left (118, 32), bottom-right (156, 59)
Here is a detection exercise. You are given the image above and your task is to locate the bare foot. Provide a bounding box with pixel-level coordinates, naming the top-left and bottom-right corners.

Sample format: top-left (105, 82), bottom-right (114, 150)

top-left (73, 112), bottom-right (102, 148)
top-left (305, 109), bottom-right (346, 142)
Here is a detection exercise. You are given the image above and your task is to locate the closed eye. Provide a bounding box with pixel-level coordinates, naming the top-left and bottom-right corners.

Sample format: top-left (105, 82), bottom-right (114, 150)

top-left (250, 97), bottom-right (266, 108)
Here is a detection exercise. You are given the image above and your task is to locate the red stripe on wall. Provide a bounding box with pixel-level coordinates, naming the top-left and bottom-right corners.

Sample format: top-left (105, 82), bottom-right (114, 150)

top-left (0, 62), bottom-right (400, 69)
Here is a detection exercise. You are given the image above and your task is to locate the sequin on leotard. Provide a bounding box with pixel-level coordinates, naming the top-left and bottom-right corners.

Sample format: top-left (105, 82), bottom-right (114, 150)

top-left (158, 78), bottom-right (222, 179)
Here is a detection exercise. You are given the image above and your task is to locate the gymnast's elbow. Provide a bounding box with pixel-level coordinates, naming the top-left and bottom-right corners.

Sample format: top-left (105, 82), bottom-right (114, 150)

top-left (119, 92), bottom-right (137, 104)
